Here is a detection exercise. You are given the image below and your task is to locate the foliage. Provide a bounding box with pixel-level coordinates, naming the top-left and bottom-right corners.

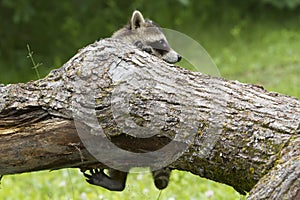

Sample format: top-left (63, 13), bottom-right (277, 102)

top-left (261, 0), bottom-right (300, 9)
top-left (1, 0), bottom-right (300, 84)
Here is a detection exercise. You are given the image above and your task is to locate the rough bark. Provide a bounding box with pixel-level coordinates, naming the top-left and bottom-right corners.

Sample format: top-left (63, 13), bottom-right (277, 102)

top-left (0, 39), bottom-right (299, 199)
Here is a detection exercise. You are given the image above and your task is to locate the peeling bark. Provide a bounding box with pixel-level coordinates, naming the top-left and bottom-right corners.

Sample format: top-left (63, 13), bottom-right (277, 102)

top-left (0, 39), bottom-right (299, 199)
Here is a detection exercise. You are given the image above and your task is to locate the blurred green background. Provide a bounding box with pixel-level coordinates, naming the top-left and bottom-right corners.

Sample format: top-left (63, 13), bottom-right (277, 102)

top-left (0, 0), bottom-right (299, 199)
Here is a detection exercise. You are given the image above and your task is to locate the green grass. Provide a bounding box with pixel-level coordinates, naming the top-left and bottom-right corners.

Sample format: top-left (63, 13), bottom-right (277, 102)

top-left (205, 21), bottom-right (300, 98)
top-left (0, 169), bottom-right (243, 200)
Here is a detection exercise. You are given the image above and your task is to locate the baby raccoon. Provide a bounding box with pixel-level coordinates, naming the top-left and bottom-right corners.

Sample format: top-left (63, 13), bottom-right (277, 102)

top-left (112, 10), bottom-right (181, 64)
top-left (83, 10), bottom-right (181, 191)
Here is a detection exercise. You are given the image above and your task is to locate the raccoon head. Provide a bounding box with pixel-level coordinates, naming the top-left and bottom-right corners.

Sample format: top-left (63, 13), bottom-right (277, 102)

top-left (112, 11), bottom-right (181, 64)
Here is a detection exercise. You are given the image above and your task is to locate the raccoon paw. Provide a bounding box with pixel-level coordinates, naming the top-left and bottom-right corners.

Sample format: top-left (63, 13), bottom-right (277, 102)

top-left (134, 40), bottom-right (143, 49)
top-left (152, 168), bottom-right (171, 190)
top-left (134, 41), bottom-right (153, 54)
top-left (142, 45), bottom-right (153, 54)
top-left (83, 169), bottom-right (126, 191)
top-left (84, 169), bottom-right (107, 185)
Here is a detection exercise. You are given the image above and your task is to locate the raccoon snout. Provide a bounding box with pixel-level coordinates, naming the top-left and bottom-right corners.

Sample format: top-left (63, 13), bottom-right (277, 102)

top-left (177, 54), bottom-right (182, 62)
top-left (162, 51), bottom-right (182, 64)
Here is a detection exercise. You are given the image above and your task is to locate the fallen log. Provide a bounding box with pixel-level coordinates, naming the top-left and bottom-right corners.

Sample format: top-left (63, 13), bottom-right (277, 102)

top-left (0, 39), bottom-right (299, 199)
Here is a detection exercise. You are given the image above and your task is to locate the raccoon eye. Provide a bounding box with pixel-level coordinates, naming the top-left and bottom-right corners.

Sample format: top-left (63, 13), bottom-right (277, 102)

top-left (159, 39), bottom-right (165, 45)
top-left (157, 39), bottom-right (168, 49)
top-left (148, 39), bottom-right (170, 55)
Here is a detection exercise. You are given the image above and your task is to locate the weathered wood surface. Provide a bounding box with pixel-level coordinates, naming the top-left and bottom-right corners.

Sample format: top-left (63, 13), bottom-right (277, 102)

top-left (0, 39), bottom-right (299, 199)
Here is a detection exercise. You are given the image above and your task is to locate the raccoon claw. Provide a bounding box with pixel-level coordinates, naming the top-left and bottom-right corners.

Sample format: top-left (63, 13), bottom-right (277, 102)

top-left (83, 172), bottom-right (92, 179)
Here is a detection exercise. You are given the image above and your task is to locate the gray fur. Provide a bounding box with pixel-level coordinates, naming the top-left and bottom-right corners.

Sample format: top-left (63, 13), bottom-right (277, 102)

top-left (112, 11), bottom-right (181, 64)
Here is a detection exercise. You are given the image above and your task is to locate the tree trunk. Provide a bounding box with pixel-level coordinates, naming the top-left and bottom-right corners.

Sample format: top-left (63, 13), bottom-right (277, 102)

top-left (0, 39), bottom-right (299, 199)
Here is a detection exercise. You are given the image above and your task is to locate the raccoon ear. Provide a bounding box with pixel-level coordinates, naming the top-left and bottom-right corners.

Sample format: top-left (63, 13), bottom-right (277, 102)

top-left (130, 10), bottom-right (145, 30)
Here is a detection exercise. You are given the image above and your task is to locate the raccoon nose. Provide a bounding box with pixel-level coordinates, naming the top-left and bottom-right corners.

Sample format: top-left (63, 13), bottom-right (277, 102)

top-left (177, 54), bottom-right (182, 62)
